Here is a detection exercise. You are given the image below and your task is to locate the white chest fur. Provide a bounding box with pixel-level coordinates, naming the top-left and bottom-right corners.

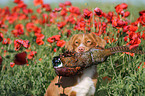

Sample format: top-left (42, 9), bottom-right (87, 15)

top-left (71, 65), bottom-right (96, 96)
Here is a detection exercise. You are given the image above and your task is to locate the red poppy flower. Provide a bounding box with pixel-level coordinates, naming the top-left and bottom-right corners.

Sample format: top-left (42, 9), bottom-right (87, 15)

top-left (129, 25), bottom-right (138, 32)
top-left (14, 52), bottom-right (28, 65)
top-left (129, 38), bottom-right (141, 49)
top-left (14, 0), bottom-right (22, 4)
top-left (60, 8), bottom-right (67, 16)
top-left (34, 0), bottom-right (43, 6)
top-left (138, 14), bottom-right (145, 26)
top-left (57, 22), bottom-right (66, 30)
top-left (47, 37), bottom-right (54, 43)
top-left (74, 20), bottom-right (86, 31)
top-left (53, 8), bottom-right (62, 12)
top-left (123, 26), bottom-right (129, 32)
top-left (47, 35), bottom-right (61, 43)
top-left (56, 40), bottom-right (66, 47)
top-left (11, 24), bottom-right (24, 37)
top-left (94, 7), bottom-right (104, 17)
top-left (69, 6), bottom-right (81, 15)
top-left (28, 51), bottom-right (37, 59)
top-left (52, 35), bottom-right (61, 41)
top-left (34, 27), bottom-right (41, 34)
top-left (2, 38), bottom-right (11, 45)
top-left (120, 3), bottom-right (128, 9)
top-left (142, 32), bottom-right (145, 40)
top-left (41, 4), bottom-right (51, 12)
top-left (10, 62), bottom-right (15, 68)
top-left (26, 22), bottom-right (35, 32)
top-left (67, 30), bottom-right (71, 38)
top-left (0, 32), bottom-right (3, 42)
top-left (35, 33), bottom-right (45, 39)
top-left (0, 56), bottom-right (2, 65)
top-left (139, 10), bottom-right (145, 16)
top-left (124, 36), bottom-right (128, 42)
top-left (83, 9), bottom-right (92, 19)
top-left (115, 3), bottom-right (128, 14)
top-left (124, 11), bottom-right (130, 17)
top-left (64, 1), bottom-right (72, 6)
top-left (14, 39), bottom-right (30, 51)
top-left (106, 11), bottom-right (114, 23)
top-left (36, 38), bottom-right (44, 45)
top-left (53, 48), bottom-right (57, 52)
top-left (59, 3), bottom-right (65, 8)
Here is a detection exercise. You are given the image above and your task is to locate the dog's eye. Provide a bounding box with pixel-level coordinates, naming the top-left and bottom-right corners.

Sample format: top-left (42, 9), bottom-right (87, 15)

top-left (87, 40), bottom-right (91, 43)
top-left (75, 41), bottom-right (78, 44)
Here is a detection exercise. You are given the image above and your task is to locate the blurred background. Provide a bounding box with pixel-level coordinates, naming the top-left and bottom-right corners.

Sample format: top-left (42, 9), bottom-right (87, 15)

top-left (0, 0), bottom-right (145, 6)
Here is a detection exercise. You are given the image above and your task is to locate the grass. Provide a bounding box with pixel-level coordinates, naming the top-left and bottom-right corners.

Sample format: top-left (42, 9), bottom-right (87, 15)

top-left (0, 1), bottom-right (145, 96)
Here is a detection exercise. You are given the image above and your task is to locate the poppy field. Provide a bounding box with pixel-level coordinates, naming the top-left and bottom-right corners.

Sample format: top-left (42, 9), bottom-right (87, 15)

top-left (0, 0), bottom-right (145, 96)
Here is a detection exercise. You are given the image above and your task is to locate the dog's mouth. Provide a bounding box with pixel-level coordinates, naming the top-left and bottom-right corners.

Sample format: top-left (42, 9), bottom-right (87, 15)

top-left (52, 51), bottom-right (93, 77)
top-left (52, 55), bottom-right (84, 77)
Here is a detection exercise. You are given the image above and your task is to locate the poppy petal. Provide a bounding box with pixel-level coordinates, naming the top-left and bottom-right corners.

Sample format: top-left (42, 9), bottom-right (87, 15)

top-left (14, 52), bottom-right (28, 65)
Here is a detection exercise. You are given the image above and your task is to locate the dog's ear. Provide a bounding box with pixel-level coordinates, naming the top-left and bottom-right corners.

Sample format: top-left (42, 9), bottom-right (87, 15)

top-left (89, 32), bottom-right (106, 48)
top-left (65, 35), bottom-right (76, 51)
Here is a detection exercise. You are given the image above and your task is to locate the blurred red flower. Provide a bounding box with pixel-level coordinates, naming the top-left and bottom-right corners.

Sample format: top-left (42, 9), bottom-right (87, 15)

top-left (69, 6), bottom-right (81, 15)
top-left (41, 4), bottom-right (51, 12)
top-left (34, 27), bottom-right (41, 35)
top-left (53, 48), bottom-right (57, 52)
top-left (125, 32), bottom-right (141, 49)
top-left (0, 56), bottom-right (2, 65)
top-left (2, 38), bottom-right (11, 45)
top-left (14, 0), bottom-right (23, 4)
top-left (137, 12), bottom-right (145, 26)
top-left (128, 38), bottom-right (141, 49)
top-left (115, 3), bottom-right (128, 14)
top-left (142, 32), bottom-right (145, 40)
top-left (94, 7), bottom-right (104, 17)
top-left (60, 8), bottom-right (68, 16)
top-left (64, 1), bottom-right (72, 6)
top-left (121, 11), bottom-right (130, 17)
top-left (139, 10), bottom-right (145, 16)
top-left (10, 62), bottom-right (15, 68)
top-left (36, 38), bottom-right (44, 45)
top-left (11, 24), bottom-right (24, 37)
top-left (57, 22), bottom-right (66, 30)
top-left (14, 39), bottom-right (30, 51)
top-left (129, 25), bottom-right (138, 32)
top-left (14, 52), bottom-right (28, 65)
top-left (57, 40), bottom-right (66, 47)
top-left (47, 37), bottom-right (54, 43)
top-left (120, 3), bottom-right (128, 9)
top-left (0, 33), bottom-right (3, 42)
top-left (83, 9), bottom-right (92, 19)
top-left (28, 51), bottom-right (37, 59)
top-left (47, 35), bottom-right (61, 43)
top-left (53, 8), bottom-right (62, 12)
top-left (26, 22), bottom-right (35, 32)
top-left (34, 0), bottom-right (43, 6)
top-left (52, 35), bottom-right (61, 41)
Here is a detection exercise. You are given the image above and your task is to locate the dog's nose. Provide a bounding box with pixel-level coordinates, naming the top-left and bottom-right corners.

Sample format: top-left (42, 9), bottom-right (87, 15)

top-left (78, 47), bottom-right (85, 52)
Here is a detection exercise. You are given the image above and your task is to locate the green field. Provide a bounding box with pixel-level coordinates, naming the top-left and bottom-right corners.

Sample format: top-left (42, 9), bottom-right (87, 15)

top-left (0, 0), bottom-right (145, 96)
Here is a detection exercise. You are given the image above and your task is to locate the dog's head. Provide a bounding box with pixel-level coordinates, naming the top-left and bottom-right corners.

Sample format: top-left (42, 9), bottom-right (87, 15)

top-left (65, 32), bottom-right (106, 52)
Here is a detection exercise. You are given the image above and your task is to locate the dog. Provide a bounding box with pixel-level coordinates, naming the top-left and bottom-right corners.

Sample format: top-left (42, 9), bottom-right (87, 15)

top-left (45, 32), bottom-right (106, 96)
